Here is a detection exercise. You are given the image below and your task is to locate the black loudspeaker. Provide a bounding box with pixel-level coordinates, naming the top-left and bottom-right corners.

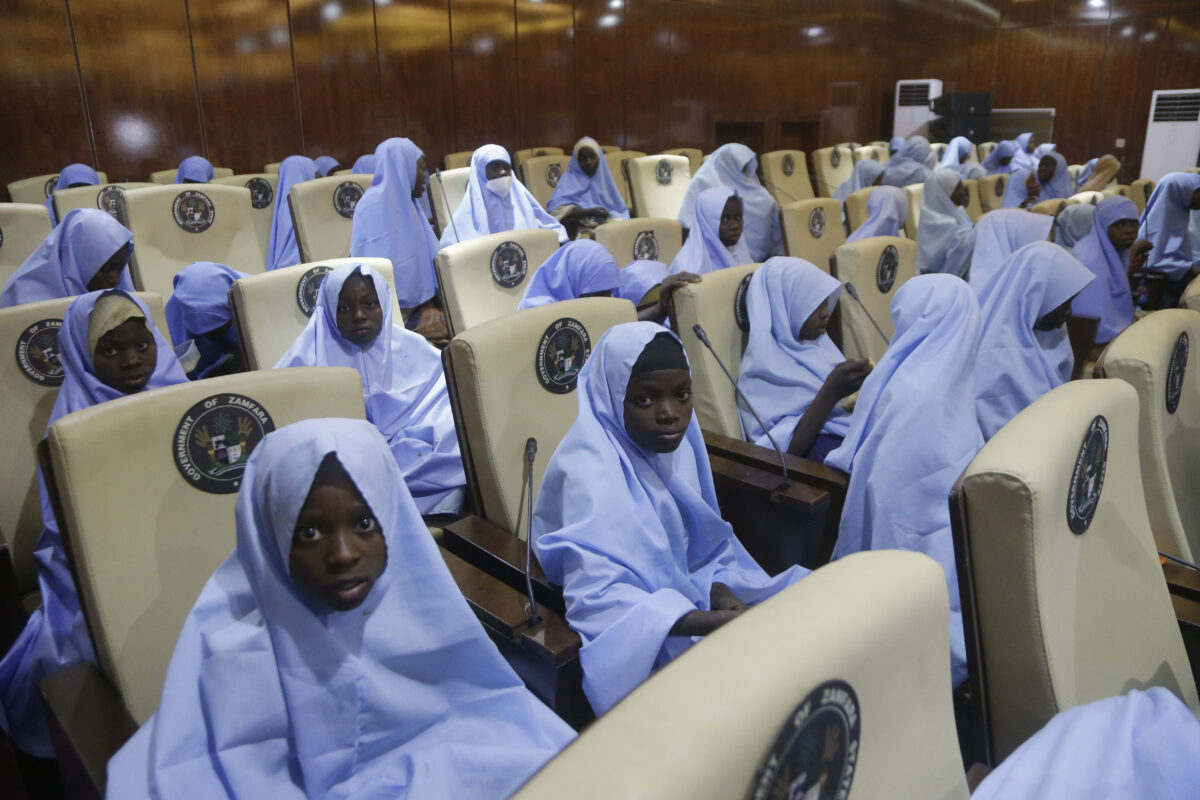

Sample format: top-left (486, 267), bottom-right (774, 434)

top-left (930, 92), bottom-right (993, 142)
top-left (931, 92), bottom-right (993, 117)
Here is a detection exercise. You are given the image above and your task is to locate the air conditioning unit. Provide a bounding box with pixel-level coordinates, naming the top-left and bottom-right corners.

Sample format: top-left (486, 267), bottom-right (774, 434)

top-left (893, 79), bottom-right (943, 140)
top-left (1141, 89), bottom-right (1200, 180)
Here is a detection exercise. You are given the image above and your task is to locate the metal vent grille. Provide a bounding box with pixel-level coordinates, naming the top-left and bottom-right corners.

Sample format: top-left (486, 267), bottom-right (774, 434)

top-left (1152, 92), bottom-right (1200, 123)
top-left (898, 83), bottom-right (931, 107)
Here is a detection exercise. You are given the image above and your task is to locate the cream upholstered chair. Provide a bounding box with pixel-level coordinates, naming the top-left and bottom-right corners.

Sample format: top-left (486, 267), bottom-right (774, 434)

top-left (598, 144), bottom-right (620, 154)
top-left (513, 147), bottom-right (564, 169)
top-left (853, 144), bottom-right (888, 164)
top-left (625, 155), bottom-right (691, 219)
top-left (213, 173), bottom-right (278, 260)
top-left (120, 184), bottom-right (265, 299)
top-left (1102, 184), bottom-right (1131, 199)
top-left (1184, 274), bottom-right (1200, 312)
top-left (264, 161), bottom-right (280, 174)
top-left (902, 184), bottom-right (922, 239)
top-left (759, 150), bottom-right (815, 207)
top-left (517, 155), bottom-right (571, 208)
top-left (1066, 191), bottom-right (1103, 207)
top-left (435, 228), bottom-right (560, 336)
top-left (51, 182), bottom-right (156, 227)
top-left (951, 379), bottom-right (1200, 763)
top-left (1030, 197), bottom-right (1066, 216)
top-left (962, 178), bottom-right (985, 222)
top-left (0, 203), bottom-right (52, 286)
top-left (288, 174), bottom-right (372, 263)
top-left (830, 237), bottom-right (917, 363)
top-left (604, 150), bottom-right (645, 209)
top-left (780, 198), bottom-right (845, 271)
top-left (513, 550), bottom-right (970, 800)
top-left (442, 150), bottom-right (472, 170)
top-left (810, 146), bottom-right (854, 198)
top-left (428, 166), bottom-right (469, 239)
top-left (929, 142), bottom-right (948, 162)
top-left (0, 293), bottom-right (167, 602)
top-left (1095, 310), bottom-right (1200, 561)
top-left (592, 217), bottom-right (683, 267)
top-left (843, 187), bottom-right (872, 232)
top-left (148, 167), bottom-right (233, 184)
top-left (230, 257), bottom-right (398, 370)
top-left (1130, 179), bottom-right (1155, 215)
top-left (1066, 164), bottom-right (1084, 185)
top-left (978, 174), bottom-right (1008, 213)
top-left (8, 173), bottom-right (108, 205)
top-left (660, 148), bottom-right (702, 177)
top-left (976, 141), bottom-right (997, 161)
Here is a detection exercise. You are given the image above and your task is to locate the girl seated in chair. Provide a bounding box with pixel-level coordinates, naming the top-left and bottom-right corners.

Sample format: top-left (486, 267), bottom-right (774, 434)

top-left (165, 261), bottom-right (249, 379)
top-left (668, 187), bottom-right (750, 276)
top-left (546, 137), bottom-right (630, 234)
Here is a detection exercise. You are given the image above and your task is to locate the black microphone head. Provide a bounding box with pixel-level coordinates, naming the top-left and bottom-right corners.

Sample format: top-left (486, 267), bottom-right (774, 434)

top-left (692, 323), bottom-right (710, 346)
top-left (525, 437), bottom-right (537, 460)
top-left (843, 281), bottom-right (860, 301)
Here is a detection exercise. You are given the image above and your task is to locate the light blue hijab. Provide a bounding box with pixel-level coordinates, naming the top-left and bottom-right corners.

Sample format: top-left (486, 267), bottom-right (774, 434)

top-left (677, 144), bottom-right (781, 262)
top-left (0, 290), bottom-right (185, 757)
top-left (939, 136), bottom-right (984, 179)
top-left (439, 144), bottom-right (567, 247)
top-left (825, 275), bottom-right (983, 686)
top-left (1002, 152), bottom-right (1070, 208)
top-left (968, 209), bottom-right (1053, 303)
top-left (1139, 172), bottom-right (1200, 281)
top-left (975, 241), bottom-right (1094, 439)
top-left (1072, 196), bottom-right (1139, 343)
top-left (981, 140), bottom-right (1019, 175)
top-left (351, 153), bottom-right (375, 174)
top-left (313, 155), bottom-right (341, 177)
top-left (45, 163), bottom-right (100, 225)
top-left (265, 155), bottom-right (317, 270)
top-left (517, 239), bottom-right (620, 310)
top-left (737, 258), bottom-right (850, 448)
top-left (0, 208), bottom-right (134, 308)
top-left (846, 185), bottom-right (907, 242)
top-left (547, 136), bottom-right (630, 219)
top-left (349, 138), bottom-right (441, 307)
top-left (532, 322), bottom-right (807, 713)
top-left (668, 186), bottom-right (750, 275)
top-left (888, 136), bottom-right (905, 155)
top-left (617, 259), bottom-right (668, 305)
top-left (106, 418), bottom-right (574, 799)
top-left (164, 261), bottom-right (249, 378)
top-left (1075, 157), bottom-right (1099, 192)
top-left (917, 168), bottom-right (975, 275)
top-left (1012, 132), bottom-right (1039, 171)
top-left (882, 136), bottom-right (932, 188)
top-left (174, 155), bottom-right (214, 183)
top-left (1053, 203), bottom-right (1096, 251)
top-left (834, 159), bottom-right (885, 204)
top-left (275, 264), bottom-right (465, 514)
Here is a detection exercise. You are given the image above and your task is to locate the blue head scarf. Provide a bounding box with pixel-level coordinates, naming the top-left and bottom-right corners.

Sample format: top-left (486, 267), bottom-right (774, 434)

top-left (1071, 196), bottom-right (1139, 343)
top-left (1012, 132), bottom-right (1039, 171)
top-left (0, 208), bottom-right (134, 308)
top-left (1139, 172), bottom-right (1200, 281)
top-left (44, 163), bottom-right (100, 225)
top-left (438, 144), bottom-right (567, 247)
top-left (847, 185), bottom-right (907, 243)
top-left (939, 136), bottom-right (974, 169)
top-left (517, 239), bottom-right (620, 310)
top-left (105, 418), bottom-right (574, 799)
top-left (1075, 157), bottom-right (1098, 192)
top-left (889, 136), bottom-right (905, 155)
top-left (617, 259), bottom-right (669, 305)
top-left (1003, 152), bottom-right (1071, 208)
top-left (313, 155), bottom-right (341, 177)
top-left (981, 140), bottom-right (1019, 175)
top-left (547, 136), bottom-right (630, 220)
top-left (834, 159), bottom-right (886, 204)
top-left (174, 156), bottom-right (214, 184)
top-left (351, 153), bottom-right (375, 174)
top-left (668, 186), bottom-right (750, 276)
top-left (975, 241), bottom-right (1094, 439)
top-left (1053, 203), bottom-right (1096, 251)
top-left (532, 322), bottom-right (807, 713)
top-left (677, 144), bottom-right (781, 261)
top-left (968, 209), bottom-right (1053, 303)
top-left (917, 169), bottom-right (975, 275)
top-left (265, 155), bottom-right (317, 270)
top-left (349, 138), bottom-right (441, 307)
top-left (737, 257), bottom-right (850, 448)
top-left (882, 136), bottom-right (933, 188)
top-left (825, 274), bottom-right (983, 686)
top-left (164, 261), bottom-right (249, 378)
top-left (275, 264), bottom-right (465, 514)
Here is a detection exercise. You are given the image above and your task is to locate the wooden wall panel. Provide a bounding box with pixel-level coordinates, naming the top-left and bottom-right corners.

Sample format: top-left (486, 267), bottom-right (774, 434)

top-left (515, 0), bottom-right (577, 151)
top-left (1043, 23), bottom-right (1108, 163)
top-left (997, 0), bottom-right (1053, 28)
top-left (573, 0), bottom-right (627, 147)
top-left (993, 27), bottom-right (1050, 109)
top-left (448, 0), bottom-right (520, 153)
top-left (667, 2), bottom-right (713, 148)
top-left (622, 0), bottom-right (673, 153)
top-left (1157, 12), bottom-right (1200, 89)
top-left (1095, 16), bottom-right (1168, 179)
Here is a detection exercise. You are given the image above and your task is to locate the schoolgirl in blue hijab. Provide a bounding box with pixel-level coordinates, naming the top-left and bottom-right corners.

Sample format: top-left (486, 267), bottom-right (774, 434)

top-left (939, 136), bottom-right (984, 179)
top-left (547, 136), bottom-right (630, 229)
top-left (0, 290), bottom-right (186, 756)
top-left (981, 140), bottom-right (1019, 175)
top-left (44, 163), bottom-right (100, 225)
top-left (668, 186), bottom-right (750, 275)
top-left (0, 208), bottom-right (134, 308)
top-left (967, 209), bottom-right (1053, 303)
top-left (517, 239), bottom-right (620, 310)
top-left (616, 259), bottom-right (669, 306)
top-left (351, 153), bottom-right (375, 174)
top-left (438, 144), bottom-right (567, 247)
top-left (1052, 203), bottom-right (1096, 251)
top-left (677, 144), bottom-right (781, 262)
top-left (975, 241), bottom-right (1094, 440)
top-left (825, 275), bottom-right (984, 686)
top-left (846, 185), bottom-right (907, 242)
top-left (737, 258), bottom-right (870, 463)
top-left (882, 136), bottom-right (933, 188)
top-left (275, 264), bottom-right (465, 514)
top-left (1003, 152), bottom-right (1070, 208)
top-left (1012, 132), bottom-right (1039, 172)
top-left (313, 155), bottom-right (342, 177)
top-left (532, 323), bottom-right (808, 714)
top-left (917, 168), bottom-right (975, 275)
top-left (164, 261), bottom-right (249, 379)
top-left (834, 159), bottom-right (885, 204)
top-left (1072, 196), bottom-right (1144, 344)
top-left (174, 155), bottom-right (214, 183)
top-left (349, 138), bottom-right (441, 309)
top-left (888, 136), bottom-right (905, 156)
top-left (1139, 172), bottom-right (1200, 293)
top-left (106, 418), bottom-right (574, 799)
top-left (265, 155), bottom-right (317, 270)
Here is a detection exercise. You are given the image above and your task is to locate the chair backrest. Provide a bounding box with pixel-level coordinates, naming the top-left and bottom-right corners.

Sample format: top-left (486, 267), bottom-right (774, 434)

top-left (1184, 274), bottom-right (1200, 312)
top-left (264, 161), bottom-right (280, 174)
top-left (1102, 184), bottom-right (1130, 199)
top-left (604, 150), bottom-right (645, 208)
top-left (229, 257), bottom-right (399, 370)
top-left (1066, 191), bottom-right (1103, 207)
top-left (929, 142), bottom-right (948, 162)
top-left (853, 144), bottom-right (888, 164)
top-left (1066, 164), bottom-right (1084, 184)
top-left (517, 155), bottom-right (570, 208)
top-left (831, 237), bottom-right (917, 363)
top-left (961, 178), bottom-right (984, 222)
top-left (442, 150), bottom-right (472, 170)
top-left (148, 167), bottom-right (232, 185)
top-left (670, 263), bottom-right (761, 437)
top-left (1030, 197), bottom-right (1066, 216)
top-left (1095, 310), bottom-right (1200, 561)
top-left (844, 187), bottom-right (873, 232)
top-left (121, 184), bottom-right (265, 299)
top-left (45, 367), bottom-right (366, 725)
top-left (780, 198), bottom-right (845, 271)
top-left (0, 292), bottom-right (167, 596)
top-left (435, 229), bottom-right (561, 336)
top-left (513, 147), bottom-right (565, 169)
top-left (8, 172), bottom-right (109, 205)
top-left (513, 550), bottom-right (970, 800)
top-left (428, 166), bottom-right (469, 239)
top-left (626, 155), bottom-right (691, 219)
top-left (759, 150), bottom-right (815, 206)
top-left (213, 173), bottom-right (279, 261)
top-left (52, 183), bottom-right (157, 227)
top-left (953, 379), bottom-right (1200, 761)
top-left (443, 297), bottom-right (636, 533)
top-left (1130, 179), bottom-right (1155, 214)
top-left (0, 203), bottom-right (52, 287)
top-left (810, 146), bottom-right (855, 197)
top-left (598, 144), bottom-right (620, 153)
top-left (977, 141), bottom-right (997, 161)
top-left (288, 174), bottom-right (372, 264)
top-left (902, 184), bottom-right (923, 238)
top-left (660, 148), bottom-right (703, 177)
top-left (978, 174), bottom-right (1008, 213)
top-left (592, 217), bottom-right (683, 267)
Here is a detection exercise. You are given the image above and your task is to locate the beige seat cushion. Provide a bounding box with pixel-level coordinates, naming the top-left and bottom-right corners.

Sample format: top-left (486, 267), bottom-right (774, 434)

top-left (288, 174), bottom-right (372, 263)
top-left (592, 217), bottom-right (683, 267)
top-left (978, 174), bottom-right (1008, 213)
top-left (512, 147), bottom-right (564, 169)
top-left (1130, 179), bottom-right (1155, 215)
top-left (1030, 197), bottom-right (1066, 216)
top-left (428, 166), bottom-right (469, 239)
top-left (1066, 191), bottom-right (1103, 207)
top-left (963, 178), bottom-right (984, 222)
top-left (8, 173), bottom-right (109, 206)
top-left (213, 173), bottom-right (279, 261)
top-left (148, 167), bottom-right (233, 185)
top-left (810, 146), bottom-right (855, 197)
top-left (518, 155), bottom-right (571, 209)
top-left (977, 142), bottom-right (997, 161)
top-left (902, 184), bottom-right (923, 238)
top-left (844, 186), bottom-right (873, 232)
top-left (626, 155), bottom-right (691, 219)
top-left (442, 151), bottom-right (472, 171)
top-left (853, 144), bottom-right (888, 164)
top-left (0, 203), bottom-right (52, 287)
top-left (51, 183), bottom-right (157, 227)
top-left (780, 198), bottom-right (845, 271)
top-left (832, 237), bottom-right (917, 364)
top-left (660, 148), bottom-right (702, 177)
top-left (759, 150), bottom-right (815, 206)
top-left (604, 150), bottom-right (645, 208)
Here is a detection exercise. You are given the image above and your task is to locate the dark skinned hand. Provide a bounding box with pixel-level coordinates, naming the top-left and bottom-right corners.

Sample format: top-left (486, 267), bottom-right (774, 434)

top-left (1128, 239), bottom-right (1152, 273)
top-left (823, 359), bottom-right (872, 400)
top-left (710, 582), bottom-right (747, 613)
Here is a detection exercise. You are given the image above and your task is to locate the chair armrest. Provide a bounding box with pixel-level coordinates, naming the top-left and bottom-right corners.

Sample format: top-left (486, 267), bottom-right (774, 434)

top-left (440, 516), bottom-right (565, 615)
top-left (39, 662), bottom-right (138, 800)
top-left (702, 430), bottom-right (849, 494)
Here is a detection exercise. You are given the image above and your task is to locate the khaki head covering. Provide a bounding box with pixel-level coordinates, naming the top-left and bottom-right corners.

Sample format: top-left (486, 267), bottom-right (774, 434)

top-left (1079, 154), bottom-right (1120, 193)
top-left (88, 292), bottom-right (145, 358)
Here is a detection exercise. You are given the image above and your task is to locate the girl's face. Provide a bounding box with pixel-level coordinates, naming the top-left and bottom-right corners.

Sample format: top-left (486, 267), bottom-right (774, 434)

top-left (336, 273), bottom-right (384, 347)
top-left (577, 147), bottom-right (600, 178)
top-left (1107, 219), bottom-right (1139, 250)
top-left (718, 196), bottom-right (743, 248)
top-left (93, 317), bottom-right (156, 394)
top-left (799, 297), bottom-right (832, 340)
top-left (87, 243), bottom-right (131, 293)
top-left (289, 461), bottom-right (387, 612)
top-left (1036, 156), bottom-right (1057, 185)
top-left (624, 369), bottom-right (693, 454)
top-left (998, 156), bottom-right (1013, 167)
top-left (412, 156), bottom-right (428, 199)
top-left (950, 182), bottom-right (968, 207)
top-left (485, 160), bottom-right (512, 180)
top-left (1025, 136), bottom-right (1038, 154)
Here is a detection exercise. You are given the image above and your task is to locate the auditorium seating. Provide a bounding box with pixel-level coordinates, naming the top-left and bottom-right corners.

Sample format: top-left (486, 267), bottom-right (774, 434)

top-left (1067, 164), bottom-right (1084, 185)
top-left (288, 174), bottom-right (372, 263)
top-left (902, 184), bottom-right (922, 239)
top-left (810, 146), bottom-right (854, 198)
top-left (429, 166), bottom-right (469, 238)
top-left (263, 161), bottom-right (280, 173)
top-left (51, 182), bottom-right (156, 226)
top-left (592, 217), bottom-right (683, 268)
top-left (1066, 191), bottom-right (1103, 206)
top-left (853, 144), bottom-right (887, 164)
top-left (759, 150), bottom-right (815, 206)
top-left (598, 144), bottom-right (620, 153)
top-left (780, 198), bottom-right (845, 271)
top-left (513, 147), bottom-right (564, 169)
top-left (660, 147), bottom-right (703, 177)
top-left (978, 174), bottom-right (1008, 213)
top-left (977, 142), bottom-right (997, 161)
top-left (1030, 197), bottom-right (1066, 216)
top-left (830, 237), bottom-right (917, 364)
top-left (1102, 184), bottom-right (1130, 199)
top-left (929, 142), bottom-right (948, 162)
top-left (626, 155), bottom-right (691, 219)
top-left (517, 155), bottom-right (571, 208)
top-left (962, 178), bottom-right (984, 222)
top-left (844, 187), bottom-right (872, 232)
top-left (213, 173), bottom-right (278, 260)
top-left (0, 203), bottom-right (52, 286)
top-left (442, 150), bottom-right (472, 170)
top-left (8, 173), bottom-right (108, 206)
top-left (604, 150), bottom-right (645, 208)
top-left (1130, 179), bottom-right (1155, 215)
top-left (147, 167), bottom-right (233, 184)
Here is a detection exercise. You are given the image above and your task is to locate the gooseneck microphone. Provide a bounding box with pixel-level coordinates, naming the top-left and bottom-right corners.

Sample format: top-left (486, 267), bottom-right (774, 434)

top-left (1160, 550), bottom-right (1200, 573)
top-left (434, 167), bottom-right (462, 245)
top-left (842, 282), bottom-right (891, 346)
top-left (523, 437), bottom-right (541, 625)
top-left (759, 175), bottom-right (802, 205)
top-left (692, 324), bottom-right (789, 492)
